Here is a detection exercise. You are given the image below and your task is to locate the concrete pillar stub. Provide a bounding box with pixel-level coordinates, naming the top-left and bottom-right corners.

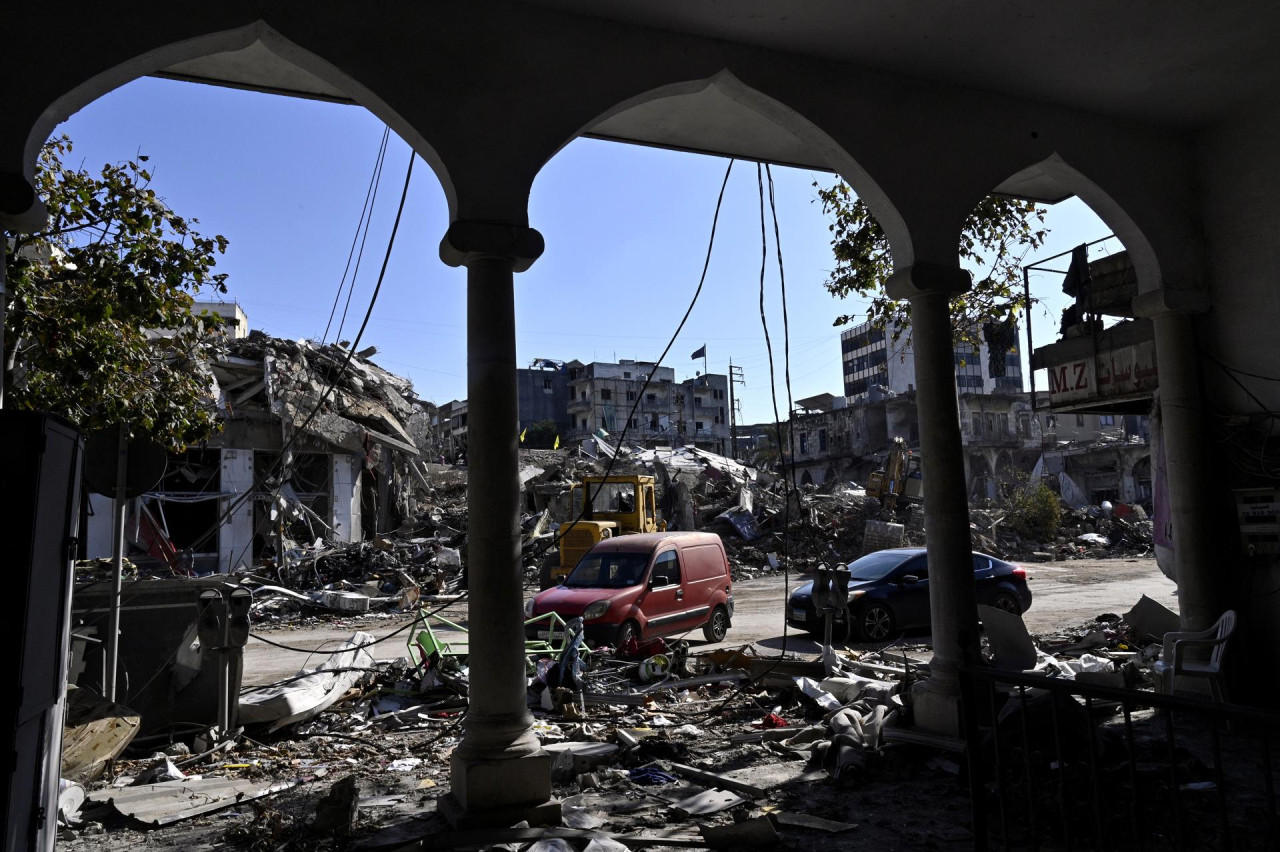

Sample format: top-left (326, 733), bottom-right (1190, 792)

top-left (1134, 287), bottom-right (1217, 630)
top-left (886, 264), bottom-right (978, 736)
top-left (441, 219), bottom-right (557, 825)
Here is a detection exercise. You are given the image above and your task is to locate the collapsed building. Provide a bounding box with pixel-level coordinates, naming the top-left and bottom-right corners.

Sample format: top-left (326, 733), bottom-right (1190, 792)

top-left (83, 317), bottom-right (445, 575)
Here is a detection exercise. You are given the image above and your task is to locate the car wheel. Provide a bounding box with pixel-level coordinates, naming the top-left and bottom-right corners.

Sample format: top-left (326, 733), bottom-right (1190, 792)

top-left (857, 603), bottom-right (896, 642)
top-left (615, 620), bottom-right (639, 647)
top-left (702, 606), bottom-right (729, 643)
top-left (992, 592), bottom-right (1022, 615)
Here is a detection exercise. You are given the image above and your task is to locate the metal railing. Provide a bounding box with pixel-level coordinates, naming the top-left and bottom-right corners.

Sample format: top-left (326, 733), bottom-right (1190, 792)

top-left (959, 662), bottom-right (1280, 851)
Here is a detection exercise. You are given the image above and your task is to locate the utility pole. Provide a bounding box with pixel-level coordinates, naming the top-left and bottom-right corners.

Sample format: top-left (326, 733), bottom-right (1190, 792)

top-left (729, 361), bottom-right (745, 459)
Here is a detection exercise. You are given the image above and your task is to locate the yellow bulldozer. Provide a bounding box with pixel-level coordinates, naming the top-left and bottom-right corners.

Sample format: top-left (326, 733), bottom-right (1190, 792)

top-left (548, 474), bottom-right (666, 585)
top-left (865, 437), bottom-right (922, 513)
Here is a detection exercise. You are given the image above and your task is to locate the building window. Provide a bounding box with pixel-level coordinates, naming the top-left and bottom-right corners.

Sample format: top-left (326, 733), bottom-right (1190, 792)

top-left (714, 415), bottom-right (721, 424)
top-left (543, 378), bottom-right (553, 389)
top-left (696, 421), bottom-right (705, 431)
top-left (647, 393), bottom-right (657, 403)
top-left (629, 417), bottom-right (637, 428)
top-left (819, 429), bottom-right (828, 452)
top-left (695, 397), bottom-right (703, 407)
top-left (650, 414), bottom-right (659, 428)
top-left (627, 390), bottom-right (636, 401)
top-left (800, 433), bottom-right (809, 455)
top-left (1099, 415), bottom-right (1116, 427)
top-left (601, 388), bottom-right (612, 400)
top-left (623, 371), bottom-right (631, 378)
top-left (972, 413), bottom-right (982, 435)
top-left (580, 418), bottom-right (587, 428)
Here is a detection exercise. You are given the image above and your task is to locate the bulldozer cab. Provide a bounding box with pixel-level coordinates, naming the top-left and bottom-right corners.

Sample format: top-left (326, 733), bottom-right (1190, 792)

top-left (553, 475), bottom-right (663, 582)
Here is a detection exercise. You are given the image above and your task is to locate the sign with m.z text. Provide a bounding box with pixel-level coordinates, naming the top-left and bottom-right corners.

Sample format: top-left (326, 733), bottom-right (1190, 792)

top-left (1046, 341), bottom-right (1158, 404)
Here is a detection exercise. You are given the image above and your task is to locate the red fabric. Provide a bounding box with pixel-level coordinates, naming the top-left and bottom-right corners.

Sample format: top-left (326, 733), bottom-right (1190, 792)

top-left (617, 636), bottom-right (669, 660)
top-left (761, 713), bottom-right (789, 729)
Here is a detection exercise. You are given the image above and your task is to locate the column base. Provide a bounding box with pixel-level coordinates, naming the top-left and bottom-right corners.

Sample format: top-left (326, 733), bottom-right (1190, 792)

top-left (445, 749), bottom-right (558, 826)
top-left (437, 793), bottom-right (562, 829)
top-left (910, 678), bottom-right (962, 737)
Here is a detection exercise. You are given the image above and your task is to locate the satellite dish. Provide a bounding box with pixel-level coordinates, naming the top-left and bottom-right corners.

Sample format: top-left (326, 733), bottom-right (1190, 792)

top-left (83, 427), bottom-right (168, 497)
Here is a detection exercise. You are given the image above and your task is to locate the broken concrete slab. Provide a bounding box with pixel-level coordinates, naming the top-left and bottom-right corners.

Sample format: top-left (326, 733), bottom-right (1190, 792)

top-left (84, 777), bottom-right (301, 826)
top-left (673, 788), bottom-right (746, 816)
top-left (239, 631), bottom-right (374, 731)
top-left (1125, 594), bottom-right (1181, 639)
top-left (978, 604), bottom-right (1038, 671)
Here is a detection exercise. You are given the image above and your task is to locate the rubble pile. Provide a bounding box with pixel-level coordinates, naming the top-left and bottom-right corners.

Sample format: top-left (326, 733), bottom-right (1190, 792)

top-left (971, 500), bottom-right (1157, 562)
top-left (58, 591), bottom-right (1219, 852)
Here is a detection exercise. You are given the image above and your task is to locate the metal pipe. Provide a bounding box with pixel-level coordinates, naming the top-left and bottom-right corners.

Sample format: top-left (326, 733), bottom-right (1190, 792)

top-left (106, 426), bottom-right (127, 702)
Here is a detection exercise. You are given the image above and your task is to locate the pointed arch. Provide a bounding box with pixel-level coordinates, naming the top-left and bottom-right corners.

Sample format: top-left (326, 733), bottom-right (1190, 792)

top-left (534, 69), bottom-right (913, 266)
top-left (984, 152), bottom-right (1164, 292)
top-left (20, 21), bottom-right (456, 218)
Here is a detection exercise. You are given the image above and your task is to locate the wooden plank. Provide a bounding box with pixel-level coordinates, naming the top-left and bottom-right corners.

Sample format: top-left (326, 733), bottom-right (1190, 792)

top-left (669, 762), bottom-right (767, 798)
top-left (61, 686), bottom-right (141, 782)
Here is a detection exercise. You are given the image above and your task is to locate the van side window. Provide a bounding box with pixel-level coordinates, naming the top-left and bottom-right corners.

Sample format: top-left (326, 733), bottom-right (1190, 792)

top-left (651, 551), bottom-right (681, 587)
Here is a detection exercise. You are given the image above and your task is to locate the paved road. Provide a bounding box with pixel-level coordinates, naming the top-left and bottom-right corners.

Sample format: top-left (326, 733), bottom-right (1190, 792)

top-left (242, 556), bottom-right (1178, 685)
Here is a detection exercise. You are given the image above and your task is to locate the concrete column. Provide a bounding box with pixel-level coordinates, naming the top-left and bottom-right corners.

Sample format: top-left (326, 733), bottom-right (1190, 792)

top-left (887, 264), bottom-right (978, 735)
top-left (439, 222), bottom-right (557, 826)
top-left (1137, 289), bottom-right (1216, 629)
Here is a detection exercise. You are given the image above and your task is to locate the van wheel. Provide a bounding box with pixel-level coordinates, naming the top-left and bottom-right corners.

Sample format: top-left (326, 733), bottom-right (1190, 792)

top-left (703, 606), bottom-right (729, 643)
top-left (615, 620), bottom-right (639, 648)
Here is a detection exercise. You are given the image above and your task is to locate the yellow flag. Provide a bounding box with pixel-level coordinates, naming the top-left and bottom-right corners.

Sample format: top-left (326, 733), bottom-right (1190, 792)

top-left (553, 435), bottom-right (560, 450)
top-left (519, 427), bottom-right (527, 443)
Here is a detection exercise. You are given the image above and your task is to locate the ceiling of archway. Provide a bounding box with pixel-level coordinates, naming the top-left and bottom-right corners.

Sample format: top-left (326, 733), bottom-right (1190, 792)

top-left (524, 0), bottom-right (1280, 127)
top-left (153, 2), bottom-right (1278, 205)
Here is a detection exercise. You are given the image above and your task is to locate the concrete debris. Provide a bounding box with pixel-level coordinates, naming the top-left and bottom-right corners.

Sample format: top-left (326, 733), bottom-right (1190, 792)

top-left (239, 631), bottom-right (375, 732)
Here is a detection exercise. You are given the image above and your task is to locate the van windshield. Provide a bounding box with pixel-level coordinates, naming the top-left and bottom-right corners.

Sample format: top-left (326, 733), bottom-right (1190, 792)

top-left (564, 552), bottom-right (649, 588)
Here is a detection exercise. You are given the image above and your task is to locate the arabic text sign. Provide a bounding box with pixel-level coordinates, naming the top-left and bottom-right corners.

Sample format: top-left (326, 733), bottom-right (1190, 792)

top-left (1046, 341), bottom-right (1158, 404)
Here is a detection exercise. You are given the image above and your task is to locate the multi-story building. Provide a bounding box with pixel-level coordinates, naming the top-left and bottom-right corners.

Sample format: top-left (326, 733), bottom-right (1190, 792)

top-left (566, 359), bottom-right (677, 444)
top-left (841, 319), bottom-right (1025, 401)
top-left (438, 399), bottom-right (468, 459)
top-left (564, 359), bottom-right (731, 452)
top-left (680, 372), bottom-right (732, 454)
top-left (516, 358), bottom-right (571, 435)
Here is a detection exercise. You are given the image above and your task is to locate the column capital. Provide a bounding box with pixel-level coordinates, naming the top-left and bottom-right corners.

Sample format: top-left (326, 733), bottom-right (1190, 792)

top-left (0, 172), bottom-right (47, 233)
top-left (1132, 286), bottom-right (1211, 318)
top-left (885, 263), bottom-right (971, 301)
top-left (439, 220), bottom-right (544, 272)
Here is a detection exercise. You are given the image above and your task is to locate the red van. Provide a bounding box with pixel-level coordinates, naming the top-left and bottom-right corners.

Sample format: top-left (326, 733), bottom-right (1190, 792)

top-left (525, 532), bottom-right (733, 646)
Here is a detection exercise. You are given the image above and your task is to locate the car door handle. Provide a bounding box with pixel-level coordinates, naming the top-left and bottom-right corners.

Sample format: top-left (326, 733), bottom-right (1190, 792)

top-left (675, 590), bottom-right (684, 600)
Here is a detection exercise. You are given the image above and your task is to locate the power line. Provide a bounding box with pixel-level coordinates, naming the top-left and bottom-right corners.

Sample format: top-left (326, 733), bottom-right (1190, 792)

top-left (322, 126), bottom-right (390, 343)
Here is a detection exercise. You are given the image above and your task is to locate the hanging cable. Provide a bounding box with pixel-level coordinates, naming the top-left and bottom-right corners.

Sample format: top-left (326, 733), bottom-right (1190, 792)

top-left (190, 149), bottom-right (416, 564)
top-left (322, 125), bottom-right (390, 343)
top-left (540, 159), bottom-right (736, 561)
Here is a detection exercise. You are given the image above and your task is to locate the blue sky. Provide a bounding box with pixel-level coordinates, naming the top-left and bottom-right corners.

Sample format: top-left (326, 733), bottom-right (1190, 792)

top-left (56, 77), bottom-right (1115, 424)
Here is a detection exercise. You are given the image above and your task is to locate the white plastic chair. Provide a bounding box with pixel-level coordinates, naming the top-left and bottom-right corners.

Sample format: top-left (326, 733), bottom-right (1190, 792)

top-left (1153, 610), bottom-right (1235, 701)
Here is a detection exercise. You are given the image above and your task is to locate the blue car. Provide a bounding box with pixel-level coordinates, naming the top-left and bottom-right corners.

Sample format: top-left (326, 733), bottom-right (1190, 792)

top-left (786, 548), bottom-right (1032, 642)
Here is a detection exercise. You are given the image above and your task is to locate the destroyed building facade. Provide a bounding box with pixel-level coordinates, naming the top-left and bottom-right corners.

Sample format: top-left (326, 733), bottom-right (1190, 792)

top-left (564, 359), bottom-right (731, 452)
top-left (83, 314), bottom-right (442, 574)
top-left (8, 2), bottom-right (1280, 836)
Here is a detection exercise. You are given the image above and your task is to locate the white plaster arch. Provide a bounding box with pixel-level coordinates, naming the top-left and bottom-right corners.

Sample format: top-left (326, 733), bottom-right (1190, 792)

top-left (983, 152), bottom-right (1165, 292)
top-left (18, 21), bottom-right (457, 222)
top-left (534, 69), bottom-right (914, 267)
